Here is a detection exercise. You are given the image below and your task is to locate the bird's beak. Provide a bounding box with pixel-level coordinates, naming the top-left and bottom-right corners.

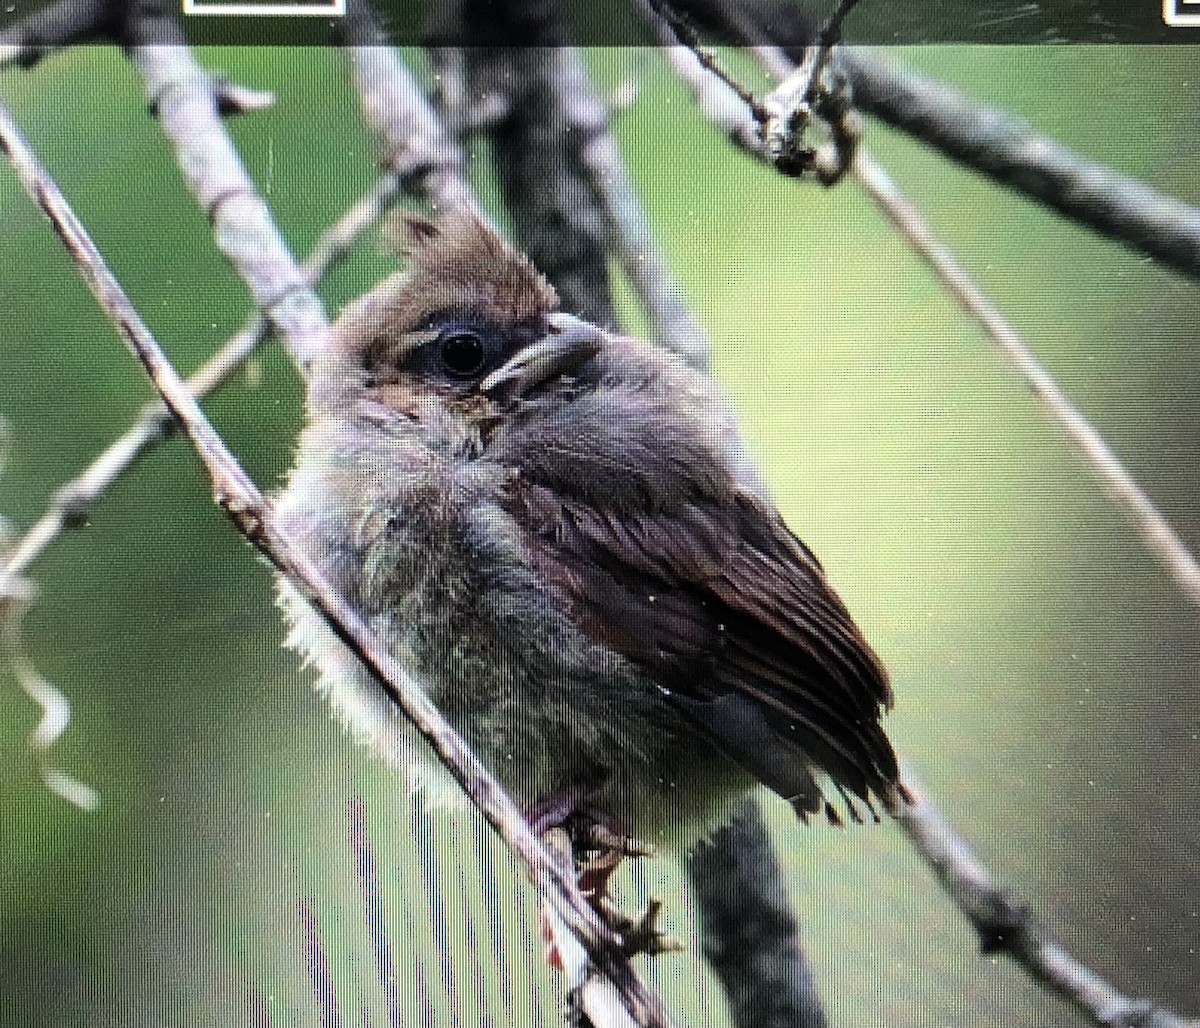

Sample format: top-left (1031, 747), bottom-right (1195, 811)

top-left (480, 313), bottom-right (605, 400)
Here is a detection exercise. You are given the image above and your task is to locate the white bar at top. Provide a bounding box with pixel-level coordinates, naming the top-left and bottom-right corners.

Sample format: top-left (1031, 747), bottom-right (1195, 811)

top-left (182, 0), bottom-right (345, 16)
top-left (1165, 0), bottom-right (1200, 27)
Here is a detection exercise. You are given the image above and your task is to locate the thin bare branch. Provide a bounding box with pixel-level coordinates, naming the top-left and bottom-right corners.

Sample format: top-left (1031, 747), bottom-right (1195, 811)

top-left (844, 49), bottom-right (1200, 282)
top-left (336, 0), bottom-right (483, 219)
top-left (897, 775), bottom-right (1199, 1028)
top-left (852, 150), bottom-right (1200, 607)
top-left (643, 16), bottom-right (767, 154)
top-left (784, 0), bottom-right (858, 110)
top-left (641, 0), bottom-right (768, 125)
top-left (0, 172), bottom-right (401, 599)
top-left (0, 97), bottom-right (674, 1028)
top-left (125, 5), bottom-right (330, 370)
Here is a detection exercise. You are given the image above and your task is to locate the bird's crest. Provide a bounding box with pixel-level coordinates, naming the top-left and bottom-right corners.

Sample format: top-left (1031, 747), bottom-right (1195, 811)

top-left (335, 211), bottom-right (558, 359)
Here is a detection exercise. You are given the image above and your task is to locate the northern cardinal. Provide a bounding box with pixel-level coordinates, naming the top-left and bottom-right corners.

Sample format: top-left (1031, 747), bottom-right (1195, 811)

top-left (276, 211), bottom-right (900, 857)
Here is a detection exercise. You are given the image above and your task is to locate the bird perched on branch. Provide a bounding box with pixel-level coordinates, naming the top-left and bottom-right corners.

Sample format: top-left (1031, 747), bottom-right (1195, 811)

top-left (276, 211), bottom-right (901, 856)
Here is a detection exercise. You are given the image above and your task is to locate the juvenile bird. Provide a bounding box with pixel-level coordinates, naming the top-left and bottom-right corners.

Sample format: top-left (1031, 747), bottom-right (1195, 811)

top-left (276, 212), bottom-right (900, 854)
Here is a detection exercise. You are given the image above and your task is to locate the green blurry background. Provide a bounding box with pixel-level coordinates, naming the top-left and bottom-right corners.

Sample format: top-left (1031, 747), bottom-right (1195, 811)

top-left (1, 42), bottom-right (1198, 1027)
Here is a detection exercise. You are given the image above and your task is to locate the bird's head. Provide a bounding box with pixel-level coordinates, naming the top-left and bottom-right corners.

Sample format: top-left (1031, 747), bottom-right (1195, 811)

top-left (313, 211), bottom-right (606, 451)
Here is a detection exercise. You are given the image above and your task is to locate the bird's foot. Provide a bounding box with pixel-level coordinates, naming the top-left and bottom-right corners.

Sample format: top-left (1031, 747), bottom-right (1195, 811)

top-left (570, 818), bottom-right (656, 903)
top-left (597, 895), bottom-right (685, 959)
top-left (532, 805), bottom-right (675, 967)
top-left (525, 792), bottom-right (586, 838)
top-left (565, 816), bottom-right (679, 959)
top-left (526, 797), bottom-right (656, 903)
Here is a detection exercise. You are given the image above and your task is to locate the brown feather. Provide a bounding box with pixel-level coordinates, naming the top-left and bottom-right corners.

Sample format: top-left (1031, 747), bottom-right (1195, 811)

top-left (498, 464), bottom-right (900, 806)
top-left (334, 211), bottom-right (559, 365)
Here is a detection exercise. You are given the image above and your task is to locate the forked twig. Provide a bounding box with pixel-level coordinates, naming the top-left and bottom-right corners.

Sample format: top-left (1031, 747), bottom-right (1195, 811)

top-left (667, 0), bottom-right (1200, 281)
top-left (760, 0), bottom-right (860, 182)
top-left (646, 6), bottom-right (1200, 611)
top-left (786, 0), bottom-right (858, 111)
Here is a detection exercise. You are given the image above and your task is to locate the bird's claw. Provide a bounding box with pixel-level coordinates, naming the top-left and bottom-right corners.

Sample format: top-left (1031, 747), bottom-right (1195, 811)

top-left (580, 820), bottom-right (657, 860)
top-left (571, 819), bottom-right (656, 902)
top-left (578, 833), bottom-right (681, 958)
top-left (538, 814), bottom-right (680, 961)
top-left (598, 896), bottom-right (685, 958)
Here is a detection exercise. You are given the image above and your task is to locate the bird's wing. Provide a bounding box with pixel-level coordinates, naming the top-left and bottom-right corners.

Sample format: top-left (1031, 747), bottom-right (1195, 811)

top-left (497, 447), bottom-right (899, 819)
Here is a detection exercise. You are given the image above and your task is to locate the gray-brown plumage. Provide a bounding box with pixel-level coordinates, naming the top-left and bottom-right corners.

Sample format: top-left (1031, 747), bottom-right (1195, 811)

top-left (276, 212), bottom-right (900, 849)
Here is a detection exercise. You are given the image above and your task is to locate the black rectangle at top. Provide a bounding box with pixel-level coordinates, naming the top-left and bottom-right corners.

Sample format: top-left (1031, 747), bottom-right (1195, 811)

top-left (2, 0), bottom-right (1199, 46)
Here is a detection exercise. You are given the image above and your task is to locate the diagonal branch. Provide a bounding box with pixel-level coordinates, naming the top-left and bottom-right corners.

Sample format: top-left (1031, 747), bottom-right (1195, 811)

top-left (456, 33), bottom-right (619, 329)
top-left (0, 92), bottom-right (674, 1028)
top-left (762, 44), bottom-right (1200, 609)
top-left (335, 0), bottom-right (483, 220)
top-left (642, 0), bottom-right (769, 125)
top-left (850, 150), bottom-right (1200, 607)
top-left (786, 0), bottom-right (858, 110)
top-left (897, 776), bottom-right (1199, 1028)
top-left (548, 46), bottom-right (712, 368)
top-left (844, 49), bottom-right (1200, 282)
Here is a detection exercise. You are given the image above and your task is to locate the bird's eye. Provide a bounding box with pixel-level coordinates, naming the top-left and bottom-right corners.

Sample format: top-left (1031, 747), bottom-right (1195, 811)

top-left (439, 330), bottom-right (487, 379)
